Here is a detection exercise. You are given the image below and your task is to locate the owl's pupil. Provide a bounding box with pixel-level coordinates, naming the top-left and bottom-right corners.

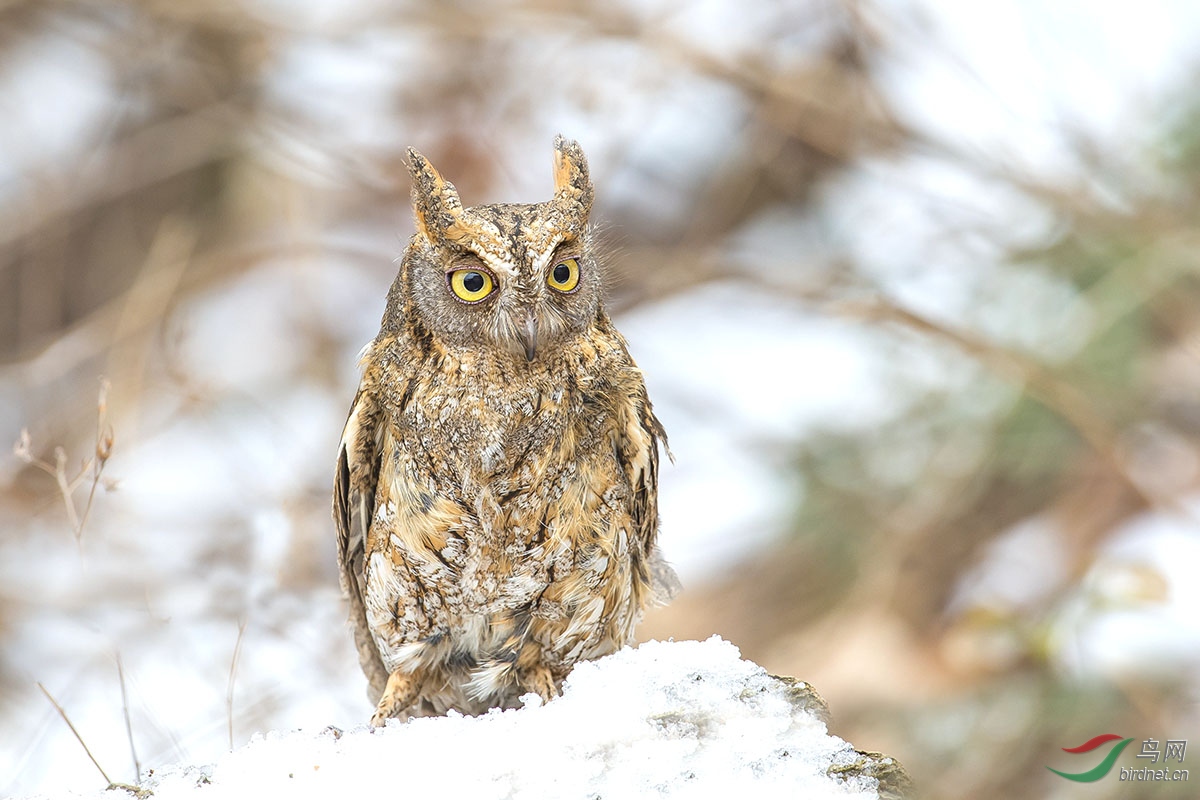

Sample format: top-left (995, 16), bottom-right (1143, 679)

top-left (553, 263), bottom-right (571, 283)
top-left (463, 272), bottom-right (485, 293)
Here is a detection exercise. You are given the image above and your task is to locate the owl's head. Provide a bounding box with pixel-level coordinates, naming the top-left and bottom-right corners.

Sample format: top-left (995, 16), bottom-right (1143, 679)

top-left (393, 136), bottom-right (600, 364)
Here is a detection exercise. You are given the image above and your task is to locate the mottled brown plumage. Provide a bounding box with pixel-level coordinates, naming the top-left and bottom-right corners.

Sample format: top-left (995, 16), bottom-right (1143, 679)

top-left (334, 136), bottom-right (676, 725)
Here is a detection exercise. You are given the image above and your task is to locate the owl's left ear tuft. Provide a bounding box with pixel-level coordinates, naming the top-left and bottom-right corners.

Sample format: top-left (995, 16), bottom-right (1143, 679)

top-left (552, 135), bottom-right (594, 221)
top-left (407, 147), bottom-right (469, 245)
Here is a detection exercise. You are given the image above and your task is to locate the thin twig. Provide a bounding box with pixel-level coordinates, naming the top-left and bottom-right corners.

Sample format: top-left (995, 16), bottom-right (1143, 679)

top-left (36, 682), bottom-right (113, 787)
top-left (227, 619), bottom-right (248, 751)
top-left (52, 447), bottom-right (81, 534)
top-left (115, 654), bottom-right (142, 784)
top-left (79, 378), bottom-right (114, 536)
top-left (12, 378), bottom-right (115, 543)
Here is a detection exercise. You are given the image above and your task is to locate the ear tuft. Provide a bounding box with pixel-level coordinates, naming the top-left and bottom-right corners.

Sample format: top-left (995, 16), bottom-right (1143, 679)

top-left (407, 148), bottom-right (466, 244)
top-left (553, 135), bottom-right (594, 219)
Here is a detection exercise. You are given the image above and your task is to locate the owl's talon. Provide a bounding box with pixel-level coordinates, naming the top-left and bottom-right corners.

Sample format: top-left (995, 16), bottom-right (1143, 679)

top-left (370, 670), bottom-right (420, 727)
top-left (518, 665), bottom-right (559, 703)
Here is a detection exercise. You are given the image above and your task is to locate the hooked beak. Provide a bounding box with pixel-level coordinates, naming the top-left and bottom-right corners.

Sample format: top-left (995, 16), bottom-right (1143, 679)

top-left (518, 312), bottom-right (538, 362)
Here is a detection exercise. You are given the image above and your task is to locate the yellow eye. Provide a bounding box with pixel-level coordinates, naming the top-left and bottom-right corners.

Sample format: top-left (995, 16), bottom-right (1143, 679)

top-left (547, 258), bottom-right (580, 292)
top-left (448, 269), bottom-right (495, 303)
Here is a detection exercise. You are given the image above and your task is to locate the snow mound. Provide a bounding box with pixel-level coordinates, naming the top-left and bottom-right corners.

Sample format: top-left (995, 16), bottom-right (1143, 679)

top-left (34, 638), bottom-right (903, 800)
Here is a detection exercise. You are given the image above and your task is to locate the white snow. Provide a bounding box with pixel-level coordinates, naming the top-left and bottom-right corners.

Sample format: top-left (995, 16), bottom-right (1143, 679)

top-left (19, 638), bottom-right (880, 800)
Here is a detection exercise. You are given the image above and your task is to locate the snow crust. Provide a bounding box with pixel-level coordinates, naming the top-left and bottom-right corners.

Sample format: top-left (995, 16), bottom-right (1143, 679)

top-left (25, 638), bottom-right (878, 800)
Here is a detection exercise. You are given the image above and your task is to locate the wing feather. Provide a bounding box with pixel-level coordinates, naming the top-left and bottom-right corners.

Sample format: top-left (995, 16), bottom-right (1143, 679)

top-left (622, 392), bottom-right (680, 605)
top-left (333, 388), bottom-right (390, 702)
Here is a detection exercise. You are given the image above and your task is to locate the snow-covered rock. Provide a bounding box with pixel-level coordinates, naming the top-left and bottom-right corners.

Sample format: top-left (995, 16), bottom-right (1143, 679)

top-left (27, 638), bottom-right (909, 800)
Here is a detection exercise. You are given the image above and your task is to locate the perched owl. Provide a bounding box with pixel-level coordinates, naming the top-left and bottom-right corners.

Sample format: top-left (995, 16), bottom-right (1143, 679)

top-left (334, 136), bottom-right (677, 725)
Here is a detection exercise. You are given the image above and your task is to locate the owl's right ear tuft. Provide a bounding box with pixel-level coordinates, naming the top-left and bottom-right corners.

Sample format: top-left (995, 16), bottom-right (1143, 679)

top-left (407, 147), bottom-right (467, 245)
top-left (552, 135), bottom-right (594, 219)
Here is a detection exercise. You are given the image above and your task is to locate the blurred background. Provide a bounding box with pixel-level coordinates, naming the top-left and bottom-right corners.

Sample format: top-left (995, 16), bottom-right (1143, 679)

top-left (2, 0), bottom-right (1199, 797)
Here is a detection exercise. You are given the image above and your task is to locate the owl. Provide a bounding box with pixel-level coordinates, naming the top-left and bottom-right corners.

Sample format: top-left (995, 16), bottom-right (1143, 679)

top-left (333, 136), bottom-right (677, 725)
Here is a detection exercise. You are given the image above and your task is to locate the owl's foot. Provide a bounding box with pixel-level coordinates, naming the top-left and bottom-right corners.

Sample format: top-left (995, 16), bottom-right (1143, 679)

top-left (517, 664), bottom-right (559, 703)
top-left (370, 670), bottom-right (420, 727)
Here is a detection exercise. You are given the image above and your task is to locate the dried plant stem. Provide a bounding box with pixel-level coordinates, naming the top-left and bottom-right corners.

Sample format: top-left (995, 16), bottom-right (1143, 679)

top-left (51, 447), bottom-right (82, 534)
top-left (79, 378), bottom-right (115, 536)
top-left (12, 378), bottom-right (114, 542)
top-left (227, 619), bottom-right (248, 751)
top-left (36, 682), bottom-right (113, 787)
top-left (116, 654), bottom-right (142, 784)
